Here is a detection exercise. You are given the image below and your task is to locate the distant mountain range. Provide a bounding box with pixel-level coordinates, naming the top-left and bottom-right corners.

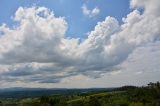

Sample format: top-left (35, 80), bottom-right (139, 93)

top-left (0, 87), bottom-right (115, 99)
top-left (0, 87), bottom-right (114, 92)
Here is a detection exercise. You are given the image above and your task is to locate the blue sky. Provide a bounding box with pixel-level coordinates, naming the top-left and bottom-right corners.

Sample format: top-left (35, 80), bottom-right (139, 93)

top-left (0, 0), bottom-right (160, 88)
top-left (0, 0), bottom-right (130, 38)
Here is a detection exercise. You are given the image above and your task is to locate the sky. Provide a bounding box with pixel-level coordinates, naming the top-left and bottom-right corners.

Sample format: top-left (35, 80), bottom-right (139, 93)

top-left (0, 0), bottom-right (130, 38)
top-left (0, 0), bottom-right (160, 88)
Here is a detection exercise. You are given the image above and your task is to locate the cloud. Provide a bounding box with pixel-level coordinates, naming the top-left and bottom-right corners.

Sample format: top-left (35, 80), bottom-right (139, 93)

top-left (121, 41), bottom-right (160, 74)
top-left (0, 0), bottom-right (160, 86)
top-left (81, 4), bottom-right (100, 17)
top-left (0, 6), bottom-right (67, 64)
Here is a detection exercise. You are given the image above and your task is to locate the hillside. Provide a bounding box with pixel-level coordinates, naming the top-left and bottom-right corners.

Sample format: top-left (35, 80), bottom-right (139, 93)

top-left (0, 82), bottom-right (160, 106)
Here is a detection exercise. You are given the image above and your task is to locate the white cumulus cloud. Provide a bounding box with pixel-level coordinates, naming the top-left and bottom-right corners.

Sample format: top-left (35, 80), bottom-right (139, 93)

top-left (0, 0), bottom-right (160, 87)
top-left (81, 4), bottom-right (100, 17)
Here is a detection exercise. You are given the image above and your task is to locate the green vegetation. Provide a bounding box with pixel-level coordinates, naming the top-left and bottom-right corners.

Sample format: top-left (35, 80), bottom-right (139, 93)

top-left (0, 82), bottom-right (160, 106)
